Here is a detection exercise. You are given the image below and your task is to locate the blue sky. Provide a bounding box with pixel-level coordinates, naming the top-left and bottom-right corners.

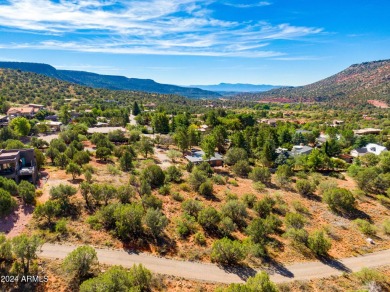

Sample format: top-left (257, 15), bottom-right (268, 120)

top-left (0, 0), bottom-right (389, 86)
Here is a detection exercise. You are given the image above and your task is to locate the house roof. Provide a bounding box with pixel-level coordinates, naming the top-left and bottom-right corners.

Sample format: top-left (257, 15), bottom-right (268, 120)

top-left (288, 145), bottom-right (313, 156)
top-left (87, 127), bottom-right (127, 134)
top-left (352, 148), bottom-right (368, 154)
top-left (296, 129), bottom-right (312, 134)
top-left (7, 107), bottom-right (35, 115)
top-left (353, 128), bottom-right (382, 135)
top-left (185, 150), bottom-right (223, 163)
top-left (366, 143), bottom-right (387, 153)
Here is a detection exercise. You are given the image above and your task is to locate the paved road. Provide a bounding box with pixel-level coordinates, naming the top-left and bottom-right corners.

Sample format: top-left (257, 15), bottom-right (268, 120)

top-left (39, 243), bottom-right (390, 284)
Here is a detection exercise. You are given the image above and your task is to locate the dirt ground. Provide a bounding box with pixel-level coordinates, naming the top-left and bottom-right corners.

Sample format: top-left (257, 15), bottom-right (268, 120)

top-left (0, 201), bottom-right (34, 238)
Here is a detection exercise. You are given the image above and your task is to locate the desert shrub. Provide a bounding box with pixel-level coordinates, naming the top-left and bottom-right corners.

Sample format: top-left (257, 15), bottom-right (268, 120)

top-left (284, 228), bottom-right (308, 246)
top-left (212, 175), bottom-right (226, 185)
top-left (295, 171), bottom-right (308, 179)
top-left (171, 192), bottom-right (184, 202)
top-left (218, 217), bottom-right (237, 236)
top-left (347, 164), bottom-right (361, 177)
top-left (296, 179), bottom-right (315, 196)
top-left (142, 195), bottom-right (162, 210)
top-left (198, 180), bottom-right (214, 196)
top-left (114, 203), bottom-right (144, 240)
top-left (188, 169), bottom-right (207, 192)
top-left (292, 200), bottom-right (309, 215)
top-left (0, 177), bottom-right (18, 195)
top-left (224, 148), bottom-right (248, 166)
top-left (285, 213), bottom-right (306, 229)
top-left (246, 218), bottom-right (271, 244)
top-left (232, 160), bottom-right (251, 177)
top-left (86, 215), bottom-right (102, 230)
top-left (354, 267), bottom-right (388, 286)
top-left (63, 246), bottom-right (98, 280)
top-left (165, 166), bottom-right (182, 183)
top-left (382, 219), bottom-right (390, 235)
top-left (211, 238), bottom-right (246, 265)
top-left (265, 214), bottom-right (282, 233)
top-left (242, 193), bottom-right (257, 209)
top-left (179, 183), bottom-right (190, 192)
top-left (377, 195), bottom-right (390, 207)
top-left (323, 188), bottom-right (355, 213)
top-left (116, 185), bottom-right (135, 204)
top-left (307, 230), bottom-right (331, 256)
top-left (225, 191), bottom-right (238, 201)
top-left (317, 179), bottom-right (338, 196)
top-left (253, 182), bottom-right (266, 192)
top-left (141, 164), bottom-right (165, 188)
top-left (0, 234), bottom-right (12, 261)
top-left (194, 232), bottom-right (206, 246)
top-left (158, 185), bottom-right (170, 196)
top-left (223, 271), bottom-right (278, 292)
top-left (228, 179), bottom-right (238, 186)
top-left (253, 196), bottom-right (275, 218)
top-left (18, 180), bottom-right (36, 204)
top-left (275, 164), bottom-right (293, 188)
top-left (196, 162), bottom-right (214, 177)
top-left (73, 151), bottom-right (91, 165)
top-left (182, 199), bottom-right (203, 218)
top-left (249, 167), bottom-right (271, 185)
top-left (0, 189), bottom-right (17, 217)
top-left (55, 218), bottom-right (68, 234)
top-left (80, 265), bottom-right (152, 292)
top-left (198, 207), bottom-right (221, 231)
top-left (354, 219), bottom-right (377, 236)
top-left (221, 200), bottom-right (247, 224)
top-left (143, 208), bottom-right (168, 239)
top-left (176, 214), bottom-right (197, 238)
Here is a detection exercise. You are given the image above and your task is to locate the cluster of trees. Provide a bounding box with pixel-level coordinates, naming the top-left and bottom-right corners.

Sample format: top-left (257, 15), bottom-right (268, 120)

top-left (0, 234), bottom-right (42, 276)
top-left (0, 177), bottom-right (36, 217)
top-left (348, 151), bottom-right (390, 196)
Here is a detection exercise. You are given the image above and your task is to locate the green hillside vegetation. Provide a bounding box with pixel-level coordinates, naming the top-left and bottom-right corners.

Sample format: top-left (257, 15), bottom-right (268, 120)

top-left (0, 62), bottom-right (221, 98)
top-left (0, 68), bottom-right (245, 113)
top-left (239, 59), bottom-right (390, 107)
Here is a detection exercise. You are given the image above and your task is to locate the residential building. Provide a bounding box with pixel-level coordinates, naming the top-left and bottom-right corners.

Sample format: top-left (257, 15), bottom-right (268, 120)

top-left (87, 127), bottom-right (127, 135)
top-left (351, 143), bottom-right (387, 157)
top-left (185, 150), bottom-right (224, 167)
top-left (0, 115), bottom-right (8, 127)
top-left (353, 128), bottom-right (382, 136)
top-left (37, 121), bottom-right (63, 132)
top-left (7, 106), bottom-right (39, 118)
top-left (260, 119), bottom-right (277, 127)
top-left (288, 145), bottom-right (313, 157)
top-left (0, 148), bottom-right (38, 184)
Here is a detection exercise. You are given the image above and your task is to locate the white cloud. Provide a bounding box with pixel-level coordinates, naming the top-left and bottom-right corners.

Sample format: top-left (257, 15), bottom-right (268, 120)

top-left (223, 1), bottom-right (272, 8)
top-left (0, 0), bottom-right (323, 57)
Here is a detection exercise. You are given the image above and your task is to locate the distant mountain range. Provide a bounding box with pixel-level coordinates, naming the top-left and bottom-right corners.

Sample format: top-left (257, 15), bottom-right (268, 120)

top-left (238, 59), bottom-right (390, 106)
top-left (189, 83), bottom-right (283, 93)
top-left (0, 62), bottom-right (221, 99)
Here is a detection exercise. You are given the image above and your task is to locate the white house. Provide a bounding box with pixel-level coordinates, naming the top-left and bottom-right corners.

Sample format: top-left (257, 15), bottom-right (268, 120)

top-left (350, 143), bottom-right (387, 157)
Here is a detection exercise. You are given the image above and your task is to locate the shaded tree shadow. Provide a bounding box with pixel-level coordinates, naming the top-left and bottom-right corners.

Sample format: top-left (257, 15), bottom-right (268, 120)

top-left (345, 208), bottom-right (371, 221)
top-left (68, 178), bottom-right (84, 184)
top-left (219, 264), bottom-right (257, 281)
top-left (265, 258), bottom-right (295, 278)
top-left (318, 255), bottom-right (351, 273)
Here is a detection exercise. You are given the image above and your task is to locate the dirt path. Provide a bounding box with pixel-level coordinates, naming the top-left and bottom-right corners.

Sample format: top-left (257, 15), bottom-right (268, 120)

top-left (154, 147), bottom-right (172, 169)
top-left (39, 243), bottom-right (390, 284)
top-left (0, 203), bottom-right (34, 239)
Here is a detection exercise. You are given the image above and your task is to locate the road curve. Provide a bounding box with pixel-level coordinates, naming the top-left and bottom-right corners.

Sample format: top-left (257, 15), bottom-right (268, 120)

top-left (39, 243), bottom-right (390, 284)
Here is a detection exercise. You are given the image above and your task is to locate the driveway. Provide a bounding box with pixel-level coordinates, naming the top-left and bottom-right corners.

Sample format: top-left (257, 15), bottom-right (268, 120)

top-left (39, 243), bottom-right (390, 284)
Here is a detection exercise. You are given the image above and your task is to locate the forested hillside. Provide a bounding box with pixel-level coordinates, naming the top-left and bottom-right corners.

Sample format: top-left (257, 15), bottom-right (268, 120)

top-left (0, 69), bottom-right (244, 113)
top-left (238, 60), bottom-right (390, 107)
top-left (0, 62), bottom-right (221, 98)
